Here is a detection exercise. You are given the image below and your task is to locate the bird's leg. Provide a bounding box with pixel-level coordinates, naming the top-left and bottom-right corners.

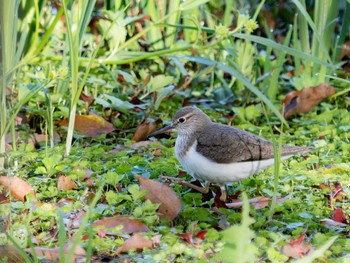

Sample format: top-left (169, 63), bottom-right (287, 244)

top-left (220, 186), bottom-right (227, 201)
top-left (160, 176), bottom-right (210, 194)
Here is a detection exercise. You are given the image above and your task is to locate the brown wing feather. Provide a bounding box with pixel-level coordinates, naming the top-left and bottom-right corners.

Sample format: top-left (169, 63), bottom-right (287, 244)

top-left (196, 123), bottom-right (275, 164)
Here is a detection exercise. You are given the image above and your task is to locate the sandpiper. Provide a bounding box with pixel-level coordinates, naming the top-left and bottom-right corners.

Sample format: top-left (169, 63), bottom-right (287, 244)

top-left (149, 106), bottom-right (312, 201)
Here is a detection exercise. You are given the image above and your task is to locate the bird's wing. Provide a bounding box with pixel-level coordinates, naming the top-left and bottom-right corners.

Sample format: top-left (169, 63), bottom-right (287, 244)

top-left (196, 123), bottom-right (275, 164)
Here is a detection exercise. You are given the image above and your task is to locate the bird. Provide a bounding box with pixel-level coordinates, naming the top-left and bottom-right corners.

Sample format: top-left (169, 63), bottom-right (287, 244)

top-left (149, 106), bottom-right (313, 201)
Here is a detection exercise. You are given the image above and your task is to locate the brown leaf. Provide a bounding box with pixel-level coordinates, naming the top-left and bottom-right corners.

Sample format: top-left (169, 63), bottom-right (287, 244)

top-left (332, 208), bottom-right (347, 223)
top-left (56, 111), bottom-right (115, 137)
top-left (134, 174), bottom-right (182, 220)
top-left (132, 122), bottom-right (158, 142)
top-left (92, 216), bottom-right (150, 234)
top-left (260, 8), bottom-right (276, 29)
top-left (282, 234), bottom-right (314, 259)
top-left (0, 245), bottom-right (27, 262)
top-left (29, 243), bottom-right (86, 262)
top-left (339, 40), bottom-right (350, 60)
top-left (57, 175), bottom-right (78, 191)
top-left (196, 230), bottom-right (207, 240)
top-left (177, 231), bottom-right (193, 244)
top-left (116, 233), bottom-right (153, 255)
top-left (0, 176), bottom-right (37, 202)
top-left (226, 196), bottom-right (285, 210)
top-left (282, 83), bottom-right (336, 119)
top-left (79, 92), bottom-right (94, 103)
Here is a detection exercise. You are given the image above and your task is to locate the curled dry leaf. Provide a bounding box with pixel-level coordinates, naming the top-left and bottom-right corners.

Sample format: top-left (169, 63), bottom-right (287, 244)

top-left (116, 233), bottom-right (153, 255)
top-left (57, 175), bottom-right (78, 191)
top-left (56, 111), bottom-right (115, 137)
top-left (282, 234), bottom-right (314, 259)
top-left (0, 176), bottom-right (37, 202)
top-left (29, 243), bottom-right (86, 262)
top-left (132, 122), bottom-right (158, 142)
top-left (282, 83), bottom-right (336, 119)
top-left (134, 174), bottom-right (182, 221)
top-left (92, 216), bottom-right (150, 234)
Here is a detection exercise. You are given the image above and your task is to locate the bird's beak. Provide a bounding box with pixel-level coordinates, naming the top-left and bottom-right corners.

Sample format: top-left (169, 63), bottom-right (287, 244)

top-left (148, 124), bottom-right (173, 138)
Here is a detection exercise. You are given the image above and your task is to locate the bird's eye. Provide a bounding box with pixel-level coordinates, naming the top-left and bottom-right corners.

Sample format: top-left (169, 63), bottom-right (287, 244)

top-left (178, 117), bottom-right (186, 123)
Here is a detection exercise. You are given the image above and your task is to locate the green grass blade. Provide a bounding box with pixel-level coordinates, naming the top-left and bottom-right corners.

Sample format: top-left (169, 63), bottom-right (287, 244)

top-left (234, 33), bottom-right (337, 69)
top-left (182, 55), bottom-right (287, 125)
top-left (297, 0), bottom-right (310, 53)
top-left (292, 0), bottom-right (332, 63)
top-left (5, 234), bottom-right (33, 263)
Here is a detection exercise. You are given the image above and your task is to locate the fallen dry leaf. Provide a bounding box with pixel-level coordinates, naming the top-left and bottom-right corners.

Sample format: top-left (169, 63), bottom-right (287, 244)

top-left (282, 234), bottom-right (314, 259)
top-left (177, 231), bottom-right (194, 244)
top-left (57, 175), bottom-right (78, 191)
top-left (282, 83), bottom-right (336, 119)
top-left (116, 233), bottom-right (153, 255)
top-left (29, 243), bottom-right (86, 262)
top-left (0, 245), bottom-right (27, 262)
top-left (339, 40), bottom-right (350, 60)
top-left (226, 196), bottom-right (285, 210)
top-left (321, 218), bottom-right (348, 227)
top-left (79, 92), bottom-right (95, 104)
top-left (56, 111), bottom-right (115, 137)
top-left (92, 216), bottom-right (150, 234)
top-left (132, 122), bottom-right (158, 142)
top-left (0, 176), bottom-right (37, 202)
top-left (134, 174), bottom-right (182, 220)
top-left (332, 208), bottom-right (347, 223)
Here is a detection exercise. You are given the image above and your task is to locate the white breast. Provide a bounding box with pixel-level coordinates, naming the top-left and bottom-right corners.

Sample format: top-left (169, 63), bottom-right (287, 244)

top-left (175, 139), bottom-right (291, 185)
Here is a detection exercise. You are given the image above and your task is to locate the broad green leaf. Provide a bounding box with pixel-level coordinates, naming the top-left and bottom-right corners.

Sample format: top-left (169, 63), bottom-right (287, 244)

top-left (42, 154), bottom-right (62, 172)
top-left (212, 193), bottom-right (258, 263)
top-left (154, 85), bottom-right (174, 109)
top-left (150, 75), bottom-right (174, 91)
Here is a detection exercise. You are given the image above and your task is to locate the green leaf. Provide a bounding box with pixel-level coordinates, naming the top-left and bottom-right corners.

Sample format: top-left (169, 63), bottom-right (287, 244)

top-left (103, 171), bottom-right (121, 187)
top-left (128, 184), bottom-right (148, 201)
top-left (42, 154), bottom-right (62, 172)
top-left (154, 85), bottom-right (174, 109)
top-left (150, 75), bottom-right (174, 91)
top-left (212, 193), bottom-right (258, 263)
top-left (180, 0), bottom-right (210, 11)
top-left (96, 94), bottom-right (135, 113)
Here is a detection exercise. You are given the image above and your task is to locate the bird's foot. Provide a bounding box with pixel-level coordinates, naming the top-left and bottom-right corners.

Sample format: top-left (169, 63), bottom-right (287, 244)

top-left (160, 176), bottom-right (210, 194)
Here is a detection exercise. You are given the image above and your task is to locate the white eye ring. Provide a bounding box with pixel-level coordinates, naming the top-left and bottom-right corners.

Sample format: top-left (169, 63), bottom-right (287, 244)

top-left (178, 117), bottom-right (186, 123)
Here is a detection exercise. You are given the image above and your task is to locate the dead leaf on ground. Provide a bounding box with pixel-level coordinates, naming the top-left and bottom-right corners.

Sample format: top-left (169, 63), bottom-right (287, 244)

top-left (56, 111), bottom-right (115, 137)
top-left (0, 176), bottom-right (37, 202)
top-left (226, 196), bottom-right (285, 210)
top-left (177, 229), bottom-right (208, 245)
top-left (282, 83), bottom-right (336, 119)
top-left (339, 40), bottom-right (350, 60)
top-left (28, 243), bottom-right (86, 262)
top-left (0, 245), bottom-right (27, 262)
top-left (321, 218), bottom-right (348, 227)
top-left (57, 175), bottom-right (78, 191)
top-left (134, 174), bottom-right (182, 220)
top-left (35, 202), bottom-right (57, 211)
top-left (79, 92), bottom-right (95, 104)
top-left (132, 122), bottom-right (158, 142)
top-left (116, 233), bottom-right (153, 255)
top-left (332, 208), bottom-right (347, 223)
top-left (282, 234), bottom-right (314, 259)
top-left (92, 216), bottom-right (150, 234)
